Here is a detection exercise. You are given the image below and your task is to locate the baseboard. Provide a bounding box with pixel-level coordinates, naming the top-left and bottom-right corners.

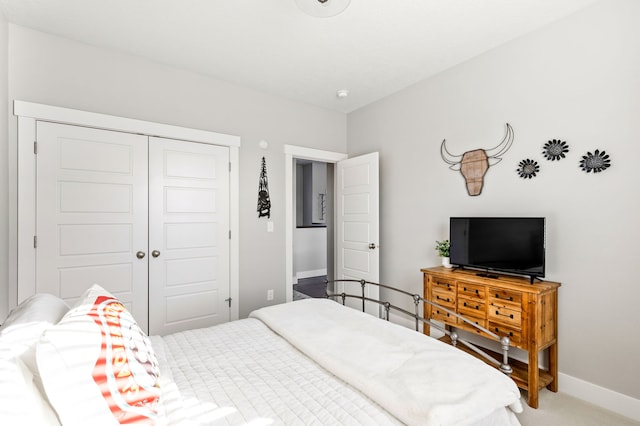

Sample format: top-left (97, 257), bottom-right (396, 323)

top-left (295, 269), bottom-right (327, 280)
top-left (559, 373), bottom-right (640, 421)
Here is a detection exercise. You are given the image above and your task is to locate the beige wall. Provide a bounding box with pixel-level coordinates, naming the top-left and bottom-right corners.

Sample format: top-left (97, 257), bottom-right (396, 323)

top-left (0, 13), bottom-right (7, 320)
top-left (3, 24), bottom-right (347, 319)
top-left (348, 0), bottom-right (640, 401)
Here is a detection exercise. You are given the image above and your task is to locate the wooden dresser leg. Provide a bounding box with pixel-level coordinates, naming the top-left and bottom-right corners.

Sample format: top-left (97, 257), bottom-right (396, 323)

top-left (547, 342), bottom-right (559, 392)
top-left (528, 349), bottom-right (539, 408)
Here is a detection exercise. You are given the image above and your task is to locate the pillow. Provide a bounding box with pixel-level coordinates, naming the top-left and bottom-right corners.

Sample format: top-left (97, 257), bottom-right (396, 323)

top-left (0, 345), bottom-right (61, 425)
top-left (0, 293), bottom-right (70, 378)
top-left (0, 293), bottom-right (69, 356)
top-left (37, 284), bottom-right (161, 425)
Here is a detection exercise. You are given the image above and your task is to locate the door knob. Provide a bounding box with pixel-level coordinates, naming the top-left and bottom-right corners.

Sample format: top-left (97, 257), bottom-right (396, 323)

top-left (152, 250), bottom-right (161, 258)
top-left (136, 251), bottom-right (146, 259)
top-left (368, 243), bottom-right (377, 250)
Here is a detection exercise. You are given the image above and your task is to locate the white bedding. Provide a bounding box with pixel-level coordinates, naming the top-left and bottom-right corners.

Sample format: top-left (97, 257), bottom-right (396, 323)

top-left (151, 317), bottom-right (402, 425)
top-left (153, 299), bottom-right (522, 426)
top-left (251, 299), bottom-right (522, 425)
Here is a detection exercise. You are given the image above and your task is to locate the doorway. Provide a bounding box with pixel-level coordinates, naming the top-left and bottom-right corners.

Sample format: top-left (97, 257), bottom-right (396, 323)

top-left (285, 146), bottom-right (380, 309)
top-left (292, 159), bottom-right (331, 300)
top-left (284, 145), bottom-right (347, 303)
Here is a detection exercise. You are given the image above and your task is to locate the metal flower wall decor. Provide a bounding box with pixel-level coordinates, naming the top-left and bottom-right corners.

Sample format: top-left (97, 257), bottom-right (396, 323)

top-left (517, 159), bottom-right (539, 179)
top-left (542, 139), bottom-right (569, 161)
top-left (579, 149), bottom-right (611, 173)
top-left (515, 137), bottom-right (613, 179)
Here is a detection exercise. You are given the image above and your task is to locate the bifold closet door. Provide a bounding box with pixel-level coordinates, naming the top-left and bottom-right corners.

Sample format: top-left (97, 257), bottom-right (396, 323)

top-left (148, 137), bottom-right (230, 336)
top-left (35, 122), bottom-right (150, 331)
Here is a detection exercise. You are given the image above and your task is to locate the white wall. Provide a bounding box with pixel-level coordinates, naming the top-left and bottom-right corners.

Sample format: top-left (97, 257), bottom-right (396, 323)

top-left (293, 227), bottom-right (327, 281)
top-left (348, 0), bottom-right (639, 405)
top-left (4, 24), bottom-right (347, 319)
top-left (0, 13), bottom-right (8, 320)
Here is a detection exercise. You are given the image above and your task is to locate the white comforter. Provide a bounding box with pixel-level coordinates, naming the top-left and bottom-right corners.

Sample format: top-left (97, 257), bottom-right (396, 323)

top-left (152, 316), bottom-right (403, 425)
top-left (250, 299), bottom-right (523, 426)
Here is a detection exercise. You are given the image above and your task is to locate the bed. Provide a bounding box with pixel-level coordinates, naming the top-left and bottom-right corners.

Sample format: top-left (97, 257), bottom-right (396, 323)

top-left (0, 284), bottom-right (523, 425)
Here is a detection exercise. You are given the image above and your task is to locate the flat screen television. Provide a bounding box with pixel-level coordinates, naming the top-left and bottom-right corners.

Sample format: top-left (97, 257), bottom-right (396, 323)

top-left (449, 217), bottom-right (545, 282)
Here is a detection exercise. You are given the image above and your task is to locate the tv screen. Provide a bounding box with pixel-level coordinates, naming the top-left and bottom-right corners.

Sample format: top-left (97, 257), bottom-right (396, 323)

top-left (449, 217), bottom-right (545, 280)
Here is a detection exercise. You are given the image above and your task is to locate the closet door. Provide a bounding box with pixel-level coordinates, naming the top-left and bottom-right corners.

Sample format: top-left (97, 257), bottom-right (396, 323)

top-left (148, 137), bottom-right (230, 336)
top-left (36, 122), bottom-right (149, 331)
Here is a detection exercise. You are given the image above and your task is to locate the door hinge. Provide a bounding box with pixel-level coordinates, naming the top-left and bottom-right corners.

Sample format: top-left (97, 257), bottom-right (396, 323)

top-left (225, 297), bottom-right (232, 308)
top-left (229, 162), bottom-right (231, 172)
top-left (34, 141), bottom-right (37, 155)
top-left (33, 235), bottom-right (37, 248)
top-left (229, 230), bottom-right (231, 239)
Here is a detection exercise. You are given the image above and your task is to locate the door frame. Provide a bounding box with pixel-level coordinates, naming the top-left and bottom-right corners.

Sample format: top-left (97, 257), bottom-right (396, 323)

top-left (10, 101), bottom-right (241, 321)
top-left (284, 144), bottom-right (347, 303)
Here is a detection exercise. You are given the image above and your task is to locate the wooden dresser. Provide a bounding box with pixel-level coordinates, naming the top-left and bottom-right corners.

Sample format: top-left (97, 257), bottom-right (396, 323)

top-left (421, 266), bottom-right (561, 408)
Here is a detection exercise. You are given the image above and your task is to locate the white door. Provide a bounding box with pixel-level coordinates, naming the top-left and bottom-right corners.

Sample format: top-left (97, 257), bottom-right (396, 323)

top-left (36, 122), bottom-right (150, 331)
top-left (148, 138), bottom-right (230, 335)
top-left (335, 152), bottom-right (380, 315)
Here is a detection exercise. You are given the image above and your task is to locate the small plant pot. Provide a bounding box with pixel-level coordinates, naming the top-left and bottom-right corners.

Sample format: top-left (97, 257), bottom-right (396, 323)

top-left (441, 257), bottom-right (452, 268)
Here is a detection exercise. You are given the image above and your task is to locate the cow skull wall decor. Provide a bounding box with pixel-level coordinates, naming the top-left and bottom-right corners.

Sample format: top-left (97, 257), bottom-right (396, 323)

top-left (440, 123), bottom-right (514, 196)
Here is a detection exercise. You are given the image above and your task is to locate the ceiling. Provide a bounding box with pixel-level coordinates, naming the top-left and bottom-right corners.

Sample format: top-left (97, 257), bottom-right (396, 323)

top-left (0, 0), bottom-right (599, 113)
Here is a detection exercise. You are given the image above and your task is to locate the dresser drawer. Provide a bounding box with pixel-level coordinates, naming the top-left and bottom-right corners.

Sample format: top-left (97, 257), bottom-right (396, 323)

top-left (459, 311), bottom-right (487, 332)
top-left (489, 304), bottom-right (522, 327)
top-left (431, 305), bottom-right (456, 325)
top-left (458, 295), bottom-right (485, 317)
top-left (489, 321), bottom-right (523, 345)
top-left (489, 288), bottom-right (522, 308)
top-left (431, 277), bottom-right (456, 294)
top-left (458, 282), bottom-right (485, 299)
top-left (432, 288), bottom-right (456, 308)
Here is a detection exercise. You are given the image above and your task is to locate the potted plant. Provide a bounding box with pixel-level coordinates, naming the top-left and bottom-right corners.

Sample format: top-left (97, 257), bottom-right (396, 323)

top-left (435, 240), bottom-right (452, 268)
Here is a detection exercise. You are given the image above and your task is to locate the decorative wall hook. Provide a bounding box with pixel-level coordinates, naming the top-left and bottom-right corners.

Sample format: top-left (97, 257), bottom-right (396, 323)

top-left (257, 157), bottom-right (272, 218)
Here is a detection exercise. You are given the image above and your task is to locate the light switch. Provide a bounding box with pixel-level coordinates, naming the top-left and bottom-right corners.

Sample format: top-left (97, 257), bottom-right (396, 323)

top-left (267, 221), bottom-right (274, 232)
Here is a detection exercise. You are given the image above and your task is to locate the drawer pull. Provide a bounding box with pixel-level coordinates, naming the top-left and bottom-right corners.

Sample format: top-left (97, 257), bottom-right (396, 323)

top-left (494, 327), bottom-right (514, 337)
top-left (495, 293), bottom-right (514, 301)
top-left (436, 295), bottom-right (450, 302)
top-left (495, 310), bottom-right (514, 319)
top-left (463, 302), bottom-right (480, 310)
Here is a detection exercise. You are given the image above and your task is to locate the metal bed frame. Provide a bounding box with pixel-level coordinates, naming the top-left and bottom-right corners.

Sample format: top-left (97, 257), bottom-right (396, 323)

top-left (325, 279), bottom-right (513, 376)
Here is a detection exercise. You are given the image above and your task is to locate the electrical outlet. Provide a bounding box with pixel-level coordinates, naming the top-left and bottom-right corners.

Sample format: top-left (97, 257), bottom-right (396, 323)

top-left (267, 221), bottom-right (274, 232)
top-left (267, 289), bottom-right (274, 301)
